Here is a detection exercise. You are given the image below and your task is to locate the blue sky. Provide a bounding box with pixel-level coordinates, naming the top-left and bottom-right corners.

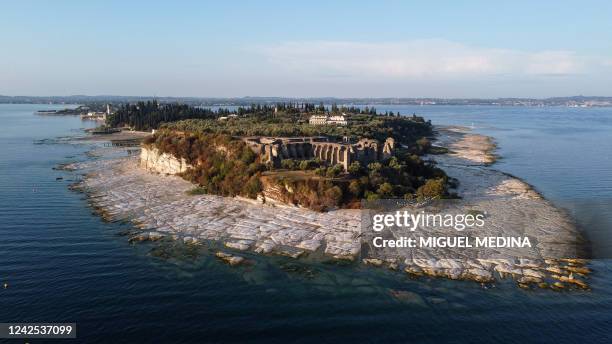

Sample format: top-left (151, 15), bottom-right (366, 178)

top-left (1, 1), bottom-right (611, 97)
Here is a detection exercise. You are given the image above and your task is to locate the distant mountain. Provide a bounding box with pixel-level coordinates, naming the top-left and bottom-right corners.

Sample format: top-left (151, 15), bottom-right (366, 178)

top-left (1, 95), bottom-right (612, 107)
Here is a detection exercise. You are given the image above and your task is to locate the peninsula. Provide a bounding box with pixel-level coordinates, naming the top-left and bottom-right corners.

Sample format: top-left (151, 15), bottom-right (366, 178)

top-left (67, 101), bottom-right (590, 291)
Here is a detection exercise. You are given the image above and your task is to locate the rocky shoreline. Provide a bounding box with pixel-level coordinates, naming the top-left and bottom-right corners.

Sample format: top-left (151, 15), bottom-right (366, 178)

top-left (67, 127), bottom-right (591, 290)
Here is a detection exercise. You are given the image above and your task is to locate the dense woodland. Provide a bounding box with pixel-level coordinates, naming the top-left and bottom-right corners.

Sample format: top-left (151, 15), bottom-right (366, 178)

top-left (165, 114), bottom-right (431, 146)
top-left (278, 152), bottom-right (450, 199)
top-left (266, 151), bottom-right (451, 210)
top-left (145, 129), bottom-right (452, 211)
top-left (106, 101), bottom-right (385, 132)
top-left (106, 101), bottom-right (218, 130)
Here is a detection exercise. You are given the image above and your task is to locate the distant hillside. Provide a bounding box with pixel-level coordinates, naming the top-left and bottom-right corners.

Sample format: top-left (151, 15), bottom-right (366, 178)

top-left (2, 95), bottom-right (612, 107)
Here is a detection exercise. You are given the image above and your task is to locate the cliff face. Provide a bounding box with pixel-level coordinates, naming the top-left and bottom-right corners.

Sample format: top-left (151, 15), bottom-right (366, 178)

top-left (140, 147), bottom-right (192, 175)
top-left (260, 177), bottom-right (290, 205)
top-left (138, 145), bottom-right (339, 210)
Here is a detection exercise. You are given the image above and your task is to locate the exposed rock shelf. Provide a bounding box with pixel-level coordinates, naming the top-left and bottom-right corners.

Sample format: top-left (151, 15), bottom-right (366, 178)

top-left (73, 156), bottom-right (362, 260)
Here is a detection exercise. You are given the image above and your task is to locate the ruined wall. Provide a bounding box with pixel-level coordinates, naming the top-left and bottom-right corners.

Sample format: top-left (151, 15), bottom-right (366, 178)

top-left (243, 136), bottom-right (395, 171)
top-left (140, 147), bottom-right (193, 175)
top-left (312, 143), bottom-right (352, 170)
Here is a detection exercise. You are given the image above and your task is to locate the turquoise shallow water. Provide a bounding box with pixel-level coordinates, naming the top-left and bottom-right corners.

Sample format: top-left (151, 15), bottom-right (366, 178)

top-left (1, 104), bottom-right (611, 343)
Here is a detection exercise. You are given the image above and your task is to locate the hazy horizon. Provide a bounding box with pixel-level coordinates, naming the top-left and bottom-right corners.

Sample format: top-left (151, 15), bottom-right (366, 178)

top-left (2, 94), bottom-right (612, 100)
top-left (2, 1), bottom-right (611, 97)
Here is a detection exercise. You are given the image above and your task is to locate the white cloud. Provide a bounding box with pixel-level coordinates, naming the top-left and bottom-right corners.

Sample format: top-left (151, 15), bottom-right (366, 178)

top-left (258, 39), bottom-right (610, 81)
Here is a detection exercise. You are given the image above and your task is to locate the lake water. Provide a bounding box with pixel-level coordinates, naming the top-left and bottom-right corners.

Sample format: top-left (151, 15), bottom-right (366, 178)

top-left (1, 104), bottom-right (611, 343)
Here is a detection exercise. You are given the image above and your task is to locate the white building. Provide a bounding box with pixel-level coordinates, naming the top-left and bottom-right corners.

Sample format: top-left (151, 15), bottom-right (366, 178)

top-left (328, 114), bottom-right (348, 125)
top-left (81, 111), bottom-right (107, 121)
top-left (309, 115), bottom-right (329, 125)
top-left (309, 113), bottom-right (348, 126)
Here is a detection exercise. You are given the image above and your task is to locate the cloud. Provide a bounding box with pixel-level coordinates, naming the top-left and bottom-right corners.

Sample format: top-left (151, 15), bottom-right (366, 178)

top-left (258, 39), bottom-right (611, 81)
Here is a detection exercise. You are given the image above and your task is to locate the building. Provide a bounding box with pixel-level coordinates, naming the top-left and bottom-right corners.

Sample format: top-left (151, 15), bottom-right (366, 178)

top-left (81, 112), bottom-right (106, 121)
top-left (309, 115), bottom-right (328, 125)
top-left (328, 115), bottom-right (348, 125)
top-left (80, 103), bottom-right (112, 121)
top-left (243, 136), bottom-right (395, 171)
top-left (309, 113), bottom-right (348, 126)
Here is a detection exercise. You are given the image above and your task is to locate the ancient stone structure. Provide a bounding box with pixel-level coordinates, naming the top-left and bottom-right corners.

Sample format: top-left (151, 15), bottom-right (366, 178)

top-left (243, 136), bottom-right (395, 171)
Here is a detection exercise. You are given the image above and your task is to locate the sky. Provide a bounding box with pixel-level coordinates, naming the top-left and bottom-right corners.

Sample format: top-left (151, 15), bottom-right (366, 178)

top-left (1, 0), bottom-right (611, 98)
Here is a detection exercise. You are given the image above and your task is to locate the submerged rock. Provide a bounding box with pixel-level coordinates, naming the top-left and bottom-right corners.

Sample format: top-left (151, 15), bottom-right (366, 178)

top-left (215, 252), bottom-right (245, 266)
top-left (362, 258), bottom-right (384, 267)
top-left (225, 240), bottom-right (252, 251)
top-left (389, 290), bottom-right (427, 307)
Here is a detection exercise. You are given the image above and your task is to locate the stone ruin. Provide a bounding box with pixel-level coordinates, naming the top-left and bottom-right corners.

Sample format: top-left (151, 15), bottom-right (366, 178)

top-left (243, 136), bottom-right (395, 171)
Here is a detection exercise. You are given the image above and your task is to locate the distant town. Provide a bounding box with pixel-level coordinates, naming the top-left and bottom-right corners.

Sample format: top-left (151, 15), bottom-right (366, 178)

top-left (3, 95), bottom-right (612, 107)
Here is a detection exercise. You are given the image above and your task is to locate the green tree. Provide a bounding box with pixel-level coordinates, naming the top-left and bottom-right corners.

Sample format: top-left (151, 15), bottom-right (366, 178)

top-left (281, 159), bottom-right (296, 169)
top-left (326, 164), bottom-right (344, 178)
top-left (377, 182), bottom-right (393, 197)
top-left (416, 178), bottom-right (446, 201)
top-left (367, 162), bottom-right (382, 172)
top-left (348, 179), bottom-right (363, 197)
top-left (348, 161), bottom-right (362, 176)
top-left (365, 191), bottom-right (380, 201)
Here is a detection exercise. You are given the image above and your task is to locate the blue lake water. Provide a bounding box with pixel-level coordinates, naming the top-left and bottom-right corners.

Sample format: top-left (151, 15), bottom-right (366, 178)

top-left (1, 104), bottom-right (611, 343)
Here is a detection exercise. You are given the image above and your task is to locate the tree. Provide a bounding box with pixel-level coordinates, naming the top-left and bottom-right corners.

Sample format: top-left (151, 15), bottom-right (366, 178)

top-left (416, 178), bottom-right (445, 201)
top-left (281, 159), bottom-right (296, 169)
top-left (388, 157), bottom-right (401, 170)
top-left (348, 161), bottom-right (362, 175)
top-left (367, 162), bottom-right (382, 172)
top-left (318, 102), bottom-right (326, 112)
top-left (299, 159), bottom-right (319, 170)
top-left (365, 191), bottom-right (380, 201)
top-left (326, 164), bottom-right (343, 178)
top-left (314, 167), bottom-right (327, 176)
top-left (348, 179), bottom-right (363, 197)
top-left (377, 182), bottom-right (393, 197)
top-left (299, 160), bottom-right (310, 170)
